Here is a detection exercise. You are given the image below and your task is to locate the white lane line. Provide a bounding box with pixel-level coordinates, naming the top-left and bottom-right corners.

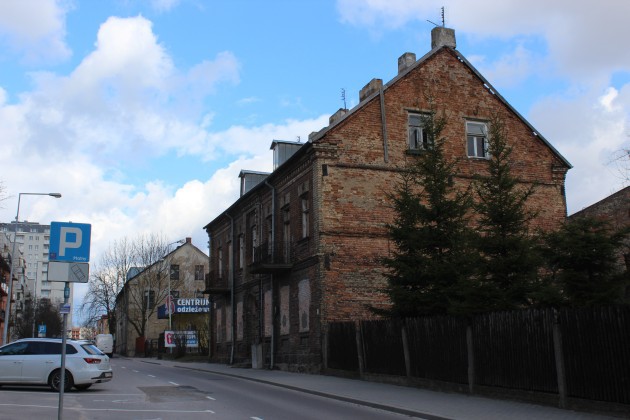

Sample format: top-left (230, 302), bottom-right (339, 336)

top-left (251, 417), bottom-right (264, 420)
top-left (147, 374), bottom-right (156, 378)
top-left (206, 396), bottom-right (216, 400)
top-left (0, 404), bottom-right (215, 413)
top-left (132, 370), bottom-right (139, 373)
top-left (169, 381), bottom-right (179, 386)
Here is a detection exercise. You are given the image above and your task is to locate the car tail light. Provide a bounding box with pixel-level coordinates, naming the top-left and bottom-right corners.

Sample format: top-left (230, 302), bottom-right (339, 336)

top-left (83, 358), bottom-right (102, 364)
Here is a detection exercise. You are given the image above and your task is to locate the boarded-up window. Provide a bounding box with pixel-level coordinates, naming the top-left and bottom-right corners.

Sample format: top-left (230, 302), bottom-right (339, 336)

top-left (226, 304), bottom-right (232, 341)
top-left (264, 289), bottom-right (272, 337)
top-left (280, 286), bottom-right (290, 335)
top-left (216, 306), bottom-right (223, 343)
top-left (298, 279), bottom-right (310, 332)
top-left (237, 300), bottom-right (243, 340)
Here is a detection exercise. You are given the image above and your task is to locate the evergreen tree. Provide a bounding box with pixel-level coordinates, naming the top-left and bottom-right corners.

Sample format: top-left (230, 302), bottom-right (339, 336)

top-left (461, 114), bottom-right (541, 313)
top-left (382, 108), bottom-right (475, 317)
top-left (542, 216), bottom-right (629, 307)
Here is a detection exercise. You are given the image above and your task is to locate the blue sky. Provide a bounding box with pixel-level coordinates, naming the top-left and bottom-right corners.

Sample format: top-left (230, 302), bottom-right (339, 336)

top-left (1, 0), bottom-right (629, 325)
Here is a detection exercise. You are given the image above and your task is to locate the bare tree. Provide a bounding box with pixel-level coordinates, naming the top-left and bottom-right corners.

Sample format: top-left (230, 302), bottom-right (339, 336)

top-left (80, 237), bottom-right (135, 335)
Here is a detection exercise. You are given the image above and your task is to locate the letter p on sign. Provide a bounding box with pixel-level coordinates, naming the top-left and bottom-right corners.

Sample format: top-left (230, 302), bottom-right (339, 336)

top-left (49, 222), bottom-right (91, 263)
top-left (59, 227), bottom-right (82, 256)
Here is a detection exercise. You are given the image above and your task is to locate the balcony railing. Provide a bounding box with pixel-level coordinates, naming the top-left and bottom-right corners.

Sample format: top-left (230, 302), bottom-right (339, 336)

top-left (250, 241), bottom-right (293, 274)
top-left (204, 270), bottom-right (230, 295)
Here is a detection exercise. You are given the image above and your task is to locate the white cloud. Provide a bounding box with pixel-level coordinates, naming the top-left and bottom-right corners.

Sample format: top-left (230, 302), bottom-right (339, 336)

top-left (0, 0), bottom-right (71, 63)
top-left (337, 0), bottom-right (630, 82)
top-left (151, 0), bottom-right (182, 13)
top-left (530, 86), bottom-right (630, 214)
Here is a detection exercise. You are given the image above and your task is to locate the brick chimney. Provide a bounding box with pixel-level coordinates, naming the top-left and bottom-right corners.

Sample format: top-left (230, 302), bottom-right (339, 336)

top-left (186, 237), bottom-right (192, 244)
top-left (398, 52), bottom-right (416, 74)
top-left (359, 78), bottom-right (383, 102)
top-left (431, 26), bottom-right (456, 49)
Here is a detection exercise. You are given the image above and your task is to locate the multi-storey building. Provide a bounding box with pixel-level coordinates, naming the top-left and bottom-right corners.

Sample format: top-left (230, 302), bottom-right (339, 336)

top-left (203, 27), bottom-right (571, 372)
top-left (115, 238), bottom-right (209, 356)
top-left (0, 221), bottom-right (73, 330)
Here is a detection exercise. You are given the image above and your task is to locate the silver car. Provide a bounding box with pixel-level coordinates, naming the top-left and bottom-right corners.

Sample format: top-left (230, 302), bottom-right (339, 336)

top-left (0, 338), bottom-right (113, 392)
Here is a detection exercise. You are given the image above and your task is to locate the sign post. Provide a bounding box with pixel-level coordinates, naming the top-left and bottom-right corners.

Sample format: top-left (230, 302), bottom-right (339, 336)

top-left (49, 221), bottom-right (91, 419)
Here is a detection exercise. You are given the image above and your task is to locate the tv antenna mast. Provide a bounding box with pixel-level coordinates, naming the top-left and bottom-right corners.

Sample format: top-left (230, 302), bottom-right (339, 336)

top-left (341, 88), bottom-right (347, 109)
top-left (427, 7), bottom-right (446, 27)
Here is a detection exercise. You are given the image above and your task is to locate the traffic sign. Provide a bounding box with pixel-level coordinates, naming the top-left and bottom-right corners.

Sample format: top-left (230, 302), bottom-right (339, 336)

top-left (48, 261), bottom-right (89, 283)
top-left (49, 222), bottom-right (91, 262)
top-left (60, 303), bottom-right (71, 314)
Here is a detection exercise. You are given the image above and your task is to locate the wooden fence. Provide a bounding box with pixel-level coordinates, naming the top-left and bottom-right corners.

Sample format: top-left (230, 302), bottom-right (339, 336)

top-left (326, 306), bottom-right (630, 409)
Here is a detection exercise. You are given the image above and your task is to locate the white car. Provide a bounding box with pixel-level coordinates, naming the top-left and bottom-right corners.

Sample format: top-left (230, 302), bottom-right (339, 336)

top-left (0, 338), bottom-right (113, 392)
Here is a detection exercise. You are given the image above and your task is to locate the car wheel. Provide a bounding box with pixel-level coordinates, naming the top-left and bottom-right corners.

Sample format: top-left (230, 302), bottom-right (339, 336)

top-left (49, 369), bottom-right (74, 392)
top-left (74, 384), bottom-right (92, 391)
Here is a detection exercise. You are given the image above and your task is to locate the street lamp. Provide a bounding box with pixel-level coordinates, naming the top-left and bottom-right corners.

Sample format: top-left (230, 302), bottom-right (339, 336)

top-left (2, 192), bottom-right (61, 345)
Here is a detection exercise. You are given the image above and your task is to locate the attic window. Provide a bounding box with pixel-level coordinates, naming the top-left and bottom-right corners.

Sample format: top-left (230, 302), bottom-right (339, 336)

top-left (466, 121), bottom-right (488, 158)
top-left (408, 113), bottom-right (431, 151)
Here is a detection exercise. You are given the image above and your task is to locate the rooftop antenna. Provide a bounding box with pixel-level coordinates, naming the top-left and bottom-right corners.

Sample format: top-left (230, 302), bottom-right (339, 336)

top-left (427, 6), bottom-right (445, 27)
top-left (341, 88), bottom-right (347, 109)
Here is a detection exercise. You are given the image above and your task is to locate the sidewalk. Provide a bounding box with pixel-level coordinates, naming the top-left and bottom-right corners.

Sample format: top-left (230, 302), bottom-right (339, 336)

top-left (139, 357), bottom-right (622, 419)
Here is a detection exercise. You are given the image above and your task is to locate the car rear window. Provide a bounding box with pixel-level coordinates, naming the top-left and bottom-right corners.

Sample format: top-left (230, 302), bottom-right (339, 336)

top-left (81, 344), bottom-right (105, 355)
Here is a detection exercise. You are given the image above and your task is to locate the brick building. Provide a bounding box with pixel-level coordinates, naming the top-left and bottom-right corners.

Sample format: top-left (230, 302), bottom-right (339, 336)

top-left (115, 238), bottom-right (208, 356)
top-left (569, 186), bottom-right (629, 229)
top-left (203, 27), bottom-right (571, 372)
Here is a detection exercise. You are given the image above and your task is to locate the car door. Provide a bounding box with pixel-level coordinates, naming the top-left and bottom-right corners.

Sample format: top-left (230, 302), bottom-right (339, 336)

top-left (21, 341), bottom-right (56, 383)
top-left (0, 342), bottom-right (29, 382)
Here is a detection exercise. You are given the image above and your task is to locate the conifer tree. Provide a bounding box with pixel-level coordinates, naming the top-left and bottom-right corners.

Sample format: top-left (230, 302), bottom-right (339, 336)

top-left (542, 216), bottom-right (629, 306)
top-left (460, 114), bottom-right (541, 313)
top-left (382, 108), bottom-right (475, 317)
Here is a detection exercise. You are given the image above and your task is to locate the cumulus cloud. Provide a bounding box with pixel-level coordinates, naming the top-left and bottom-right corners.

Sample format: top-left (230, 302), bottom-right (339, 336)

top-left (1, 15), bottom-right (243, 168)
top-left (336, 0), bottom-right (630, 82)
top-left (0, 0), bottom-right (71, 63)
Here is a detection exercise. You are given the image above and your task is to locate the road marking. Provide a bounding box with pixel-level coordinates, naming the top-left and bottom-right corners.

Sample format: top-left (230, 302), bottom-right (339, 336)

top-left (206, 396), bottom-right (216, 400)
top-left (148, 374), bottom-right (156, 377)
top-left (0, 404), bottom-right (215, 414)
top-left (169, 381), bottom-right (179, 386)
top-left (132, 370), bottom-right (139, 373)
top-left (251, 417), bottom-right (264, 420)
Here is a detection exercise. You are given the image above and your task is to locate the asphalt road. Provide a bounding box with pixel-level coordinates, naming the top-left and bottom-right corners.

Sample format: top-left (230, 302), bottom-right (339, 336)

top-left (0, 357), bottom-right (414, 419)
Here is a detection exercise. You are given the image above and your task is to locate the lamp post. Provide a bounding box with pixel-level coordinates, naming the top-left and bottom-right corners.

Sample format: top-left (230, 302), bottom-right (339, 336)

top-left (2, 192), bottom-right (61, 345)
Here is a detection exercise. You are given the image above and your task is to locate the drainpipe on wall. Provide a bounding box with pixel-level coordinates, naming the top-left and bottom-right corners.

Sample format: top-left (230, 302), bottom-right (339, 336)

top-left (226, 213), bottom-right (235, 365)
top-left (264, 180), bottom-right (276, 370)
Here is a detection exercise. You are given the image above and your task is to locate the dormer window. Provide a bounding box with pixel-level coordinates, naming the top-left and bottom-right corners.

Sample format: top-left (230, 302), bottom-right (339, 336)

top-left (408, 113), bottom-right (431, 151)
top-left (466, 121), bottom-right (488, 158)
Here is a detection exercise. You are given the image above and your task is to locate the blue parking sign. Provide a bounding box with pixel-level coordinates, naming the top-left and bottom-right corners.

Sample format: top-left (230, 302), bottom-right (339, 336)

top-left (49, 222), bottom-right (91, 262)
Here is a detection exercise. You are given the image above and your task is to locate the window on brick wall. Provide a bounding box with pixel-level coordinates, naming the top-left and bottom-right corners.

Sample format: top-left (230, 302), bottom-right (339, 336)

top-left (408, 113), bottom-right (431, 151)
top-left (466, 121), bottom-right (489, 158)
top-left (251, 225), bottom-right (257, 262)
top-left (238, 234), bottom-right (244, 269)
top-left (218, 247), bottom-right (223, 279)
top-left (301, 194), bottom-right (310, 239)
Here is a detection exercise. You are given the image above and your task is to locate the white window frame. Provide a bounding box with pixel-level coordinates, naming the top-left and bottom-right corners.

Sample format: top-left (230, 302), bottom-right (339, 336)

top-left (408, 113), bottom-right (431, 151)
top-left (466, 121), bottom-right (489, 158)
